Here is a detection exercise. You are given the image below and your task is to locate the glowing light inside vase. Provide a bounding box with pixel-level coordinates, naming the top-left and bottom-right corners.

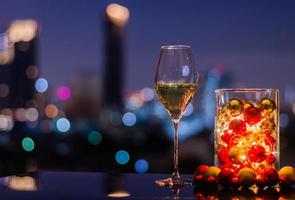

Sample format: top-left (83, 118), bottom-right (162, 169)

top-left (215, 94), bottom-right (279, 173)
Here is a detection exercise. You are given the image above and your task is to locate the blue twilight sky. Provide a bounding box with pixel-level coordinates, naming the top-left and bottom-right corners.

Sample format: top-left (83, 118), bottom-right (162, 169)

top-left (1, 0), bottom-right (295, 91)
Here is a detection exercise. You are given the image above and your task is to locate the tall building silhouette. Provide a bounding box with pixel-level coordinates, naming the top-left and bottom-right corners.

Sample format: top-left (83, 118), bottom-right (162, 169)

top-left (0, 33), bottom-right (14, 107)
top-left (103, 4), bottom-right (129, 109)
top-left (0, 20), bottom-right (39, 108)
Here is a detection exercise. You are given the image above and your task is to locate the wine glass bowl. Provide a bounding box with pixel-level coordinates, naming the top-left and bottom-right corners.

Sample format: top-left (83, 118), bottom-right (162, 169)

top-left (154, 45), bottom-right (198, 187)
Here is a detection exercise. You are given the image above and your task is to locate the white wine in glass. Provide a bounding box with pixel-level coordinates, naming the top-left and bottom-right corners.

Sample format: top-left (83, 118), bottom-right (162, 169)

top-left (154, 45), bottom-right (198, 187)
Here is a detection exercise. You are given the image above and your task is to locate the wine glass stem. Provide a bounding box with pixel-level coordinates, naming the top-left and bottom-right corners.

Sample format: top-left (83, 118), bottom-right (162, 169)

top-left (172, 121), bottom-right (180, 179)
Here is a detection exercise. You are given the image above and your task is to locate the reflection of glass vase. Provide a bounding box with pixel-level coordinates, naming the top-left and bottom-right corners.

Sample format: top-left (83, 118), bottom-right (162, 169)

top-left (214, 89), bottom-right (279, 173)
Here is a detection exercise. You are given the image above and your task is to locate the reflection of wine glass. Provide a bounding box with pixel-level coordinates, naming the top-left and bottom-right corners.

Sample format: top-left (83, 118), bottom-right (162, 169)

top-left (154, 45), bottom-right (199, 187)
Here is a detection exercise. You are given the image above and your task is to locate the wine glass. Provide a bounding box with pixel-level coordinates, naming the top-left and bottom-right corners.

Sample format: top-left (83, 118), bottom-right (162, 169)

top-left (154, 45), bottom-right (199, 187)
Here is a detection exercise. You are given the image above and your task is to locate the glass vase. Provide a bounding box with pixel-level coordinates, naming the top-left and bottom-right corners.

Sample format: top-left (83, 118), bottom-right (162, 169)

top-left (214, 88), bottom-right (279, 173)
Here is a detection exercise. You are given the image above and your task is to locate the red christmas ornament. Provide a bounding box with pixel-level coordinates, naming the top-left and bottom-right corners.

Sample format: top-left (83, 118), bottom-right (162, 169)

top-left (263, 130), bottom-right (272, 136)
top-left (219, 164), bottom-right (233, 171)
top-left (204, 176), bottom-right (218, 187)
top-left (265, 135), bottom-right (276, 147)
top-left (221, 130), bottom-right (233, 145)
top-left (194, 192), bottom-right (206, 200)
top-left (220, 163), bottom-right (243, 173)
top-left (219, 163), bottom-right (243, 174)
top-left (229, 119), bottom-right (246, 135)
top-left (218, 147), bottom-right (231, 164)
top-left (230, 177), bottom-right (240, 189)
top-left (256, 168), bottom-right (279, 187)
top-left (244, 107), bottom-right (262, 125)
top-left (195, 165), bottom-right (209, 176)
top-left (256, 176), bottom-right (268, 188)
top-left (193, 174), bottom-right (205, 186)
top-left (193, 165), bottom-right (209, 186)
top-left (266, 153), bottom-right (276, 164)
top-left (248, 145), bottom-right (266, 163)
top-left (218, 167), bottom-right (236, 188)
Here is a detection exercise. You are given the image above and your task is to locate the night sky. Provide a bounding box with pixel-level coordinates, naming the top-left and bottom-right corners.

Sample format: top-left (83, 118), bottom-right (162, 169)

top-left (1, 0), bottom-right (295, 92)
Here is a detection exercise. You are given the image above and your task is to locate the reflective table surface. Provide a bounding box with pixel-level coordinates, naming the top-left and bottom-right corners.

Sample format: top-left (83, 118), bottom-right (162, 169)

top-left (0, 171), bottom-right (294, 199)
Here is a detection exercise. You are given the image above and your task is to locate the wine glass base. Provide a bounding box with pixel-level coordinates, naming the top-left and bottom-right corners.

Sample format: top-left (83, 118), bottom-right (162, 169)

top-left (155, 177), bottom-right (192, 187)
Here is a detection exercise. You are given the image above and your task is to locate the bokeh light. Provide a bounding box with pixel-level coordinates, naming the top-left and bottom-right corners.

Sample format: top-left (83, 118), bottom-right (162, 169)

top-left (14, 108), bottom-right (26, 121)
top-left (8, 20), bottom-right (37, 42)
top-left (25, 107), bottom-right (38, 122)
top-left (5, 176), bottom-right (38, 191)
top-left (35, 78), bottom-right (48, 93)
top-left (122, 112), bottom-right (136, 126)
top-left (45, 104), bottom-right (58, 118)
top-left (106, 3), bottom-right (130, 27)
top-left (26, 65), bottom-right (38, 79)
top-left (107, 191), bottom-right (130, 198)
top-left (183, 103), bottom-right (194, 117)
top-left (126, 95), bottom-right (143, 110)
top-left (56, 86), bottom-right (71, 101)
top-left (0, 114), bottom-right (14, 131)
top-left (1, 108), bottom-right (13, 117)
top-left (182, 65), bottom-right (190, 77)
top-left (134, 159), bottom-right (149, 173)
top-left (0, 33), bottom-right (14, 65)
top-left (140, 87), bottom-right (154, 102)
top-left (56, 117), bottom-right (71, 133)
top-left (115, 150), bottom-right (130, 165)
top-left (280, 113), bottom-right (289, 128)
top-left (21, 137), bottom-right (35, 152)
top-left (0, 84), bottom-right (9, 98)
top-left (88, 131), bottom-right (102, 145)
top-left (154, 102), bottom-right (167, 119)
